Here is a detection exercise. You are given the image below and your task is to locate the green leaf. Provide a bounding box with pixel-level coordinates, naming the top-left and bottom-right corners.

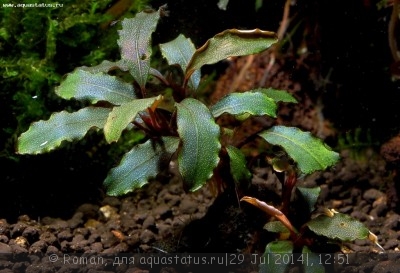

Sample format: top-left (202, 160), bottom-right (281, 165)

top-left (263, 221), bottom-right (290, 234)
top-left (17, 107), bottom-right (111, 154)
top-left (302, 246), bottom-right (325, 273)
top-left (104, 95), bottom-right (162, 143)
top-left (80, 60), bottom-right (129, 74)
top-left (104, 136), bottom-right (180, 196)
top-left (185, 29), bottom-right (277, 78)
top-left (260, 241), bottom-right (293, 273)
top-left (226, 145), bottom-right (251, 183)
top-left (176, 98), bottom-right (221, 191)
top-left (159, 34), bottom-right (201, 90)
top-left (55, 70), bottom-right (136, 104)
top-left (255, 0), bottom-right (264, 11)
top-left (217, 0), bottom-right (229, 10)
top-left (117, 7), bottom-right (162, 90)
top-left (259, 126), bottom-right (340, 174)
top-left (254, 88), bottom-right (297, 103)
top-left (307, 212), bottom-right (370, 242)
top-left (296, 186), bottom-right (321, 214)
top-left (210, 91), bottom-right (277, 118)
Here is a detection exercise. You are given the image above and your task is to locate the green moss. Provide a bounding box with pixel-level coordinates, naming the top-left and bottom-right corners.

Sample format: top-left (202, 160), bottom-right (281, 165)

top-left (336, 127), bottom-right (380, 160)
top-left (0, 0), bottom-right (150, 159)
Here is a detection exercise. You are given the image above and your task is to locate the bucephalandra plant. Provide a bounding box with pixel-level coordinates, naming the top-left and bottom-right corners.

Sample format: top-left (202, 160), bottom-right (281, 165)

top-left (241, 174), bottom-right (384, 273)
top-left (16, 5), bottom-right (383, 273)
top-left (17, 4), bottom-right (282, 195)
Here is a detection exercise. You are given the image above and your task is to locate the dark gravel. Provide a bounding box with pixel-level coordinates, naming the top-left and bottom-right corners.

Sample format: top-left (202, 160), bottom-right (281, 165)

top-left (0, 147), bottom-right (399, 272)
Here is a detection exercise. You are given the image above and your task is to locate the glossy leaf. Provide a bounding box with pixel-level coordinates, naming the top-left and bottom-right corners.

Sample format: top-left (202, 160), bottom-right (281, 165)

top-left (80, 60), bottom-right (129, 74)
top-left (185, 29), bottom-right (277, 78)
top-left (17, 107), bottom-right (111, 154)
top-left (117, 8), bottom-right (161, 90)
top-left (159, 34), bottom-right (201, 90)
top-left (104, 136), bottom-right (180, 196)
top-left (55, 70), bottom-right (135, 104)
top-left (260, 241), bottom-right (293, 273)
top-left (296, 186), bottom-right (321, 214)
top-left (259, 126), bottom-right (340, 174)
top-left (104, 95), bottom-right (162, 143)
top-left (307, 212), bottom-right (370, 242)
top-left (226, 145), bottom-right (251, 183)
top-left (176, 98), bottom-right (221, 191)
top-left (254, 88), bottom-right (297, 103)
top-left (210, 91), bottom-right (277, 118)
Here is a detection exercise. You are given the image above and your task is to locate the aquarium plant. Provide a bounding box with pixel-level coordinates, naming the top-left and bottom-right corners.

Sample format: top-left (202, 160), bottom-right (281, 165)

top-left (241, 164), bottom-right (384, 273)
top-left (16, 5), bottom-right (383, 273)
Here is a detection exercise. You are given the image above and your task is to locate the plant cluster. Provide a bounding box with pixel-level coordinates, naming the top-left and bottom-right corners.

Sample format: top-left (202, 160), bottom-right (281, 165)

top-left (16, 5), bottom-right (383, 273)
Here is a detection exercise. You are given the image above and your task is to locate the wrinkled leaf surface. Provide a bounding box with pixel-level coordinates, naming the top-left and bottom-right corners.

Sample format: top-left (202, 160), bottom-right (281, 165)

top-left (105, 136), bottom-right (180, 196)
top-left (55, 70), bottom-right (135, 104)
top-left (176, 98), bottom-right (221, 191)
top-left (255, 88), bottom-right (297, 103)
top-left (226, 145), bottom-right (251, 183)
top-left (160, 34), bottom-right (201, 90)
top-left (104, 95), bottom-right (162, 143)
top-left (259, 126), bottom-right (340, 174)
top-left (80, 60), bottom-right (129, 74)
top-left (297, 186), bottom-right (321, 214)
top-left (211, 91), bottom-right (277, 118)
top-left (17, 107), bottom-right (111, 154)
top-left (307, 212), bottom-right (370, 242)
top-left (117, 8), bottom-right (161, 90)
top-left (186, 29), bottom-right (277, 78)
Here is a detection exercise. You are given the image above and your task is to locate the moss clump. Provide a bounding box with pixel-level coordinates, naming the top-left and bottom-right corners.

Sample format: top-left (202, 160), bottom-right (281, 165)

top-left (0, 0), bottom-right (150, 160)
